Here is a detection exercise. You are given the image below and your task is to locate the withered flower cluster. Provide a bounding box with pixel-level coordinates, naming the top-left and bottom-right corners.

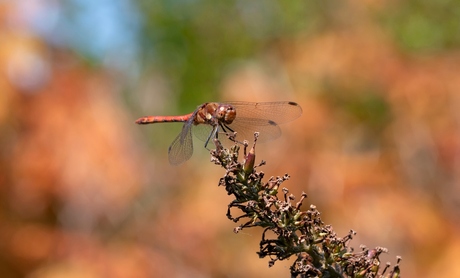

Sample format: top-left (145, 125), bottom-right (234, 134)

top-left (210, 133), bottom-right (401, 278)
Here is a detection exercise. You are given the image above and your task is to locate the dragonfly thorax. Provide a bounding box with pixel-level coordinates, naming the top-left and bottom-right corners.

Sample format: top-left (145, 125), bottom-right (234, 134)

top-left (194, 103), bottom-right (236, 126)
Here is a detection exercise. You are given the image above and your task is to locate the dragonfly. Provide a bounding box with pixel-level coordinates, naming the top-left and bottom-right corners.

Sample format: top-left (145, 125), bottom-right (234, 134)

top-left (135, 101), bottom-right (302, 165)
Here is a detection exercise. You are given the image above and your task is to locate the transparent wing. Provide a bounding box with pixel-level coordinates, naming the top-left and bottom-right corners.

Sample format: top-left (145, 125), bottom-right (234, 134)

top-left (226, 117), bottom-right (281, 143)
top-left (192, 118), bottom-right (281, 144)
top-left (224, 101), bottom-right (302, 124)
top-left (223, 101), bottom-right (301, 142)
top-left (193, 124), bottom-right (214, 142)
top-left (168, 121), bottom-right (194, 165)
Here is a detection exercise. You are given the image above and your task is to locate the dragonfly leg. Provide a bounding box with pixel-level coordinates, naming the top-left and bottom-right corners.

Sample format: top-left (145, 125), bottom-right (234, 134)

top-left (204, 126), bottom-right (219, 150)
top-left (221, 124), bottom-right (245, 144)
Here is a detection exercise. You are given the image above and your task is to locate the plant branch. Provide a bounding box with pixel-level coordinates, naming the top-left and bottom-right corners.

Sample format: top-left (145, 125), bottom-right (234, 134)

top-left (210, 133), bottom-right (401, 278)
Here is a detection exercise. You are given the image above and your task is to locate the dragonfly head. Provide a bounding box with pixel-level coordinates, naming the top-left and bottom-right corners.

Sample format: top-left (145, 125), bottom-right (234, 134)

top-left (216, 104), bottom-right (236, 124)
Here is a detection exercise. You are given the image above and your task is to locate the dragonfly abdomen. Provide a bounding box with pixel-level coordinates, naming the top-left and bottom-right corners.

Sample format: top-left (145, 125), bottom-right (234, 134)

top-left (135, 113), bottom-right (193, 124)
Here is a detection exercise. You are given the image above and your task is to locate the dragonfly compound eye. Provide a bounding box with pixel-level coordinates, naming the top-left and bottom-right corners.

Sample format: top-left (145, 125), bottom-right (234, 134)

top-left (218, 105), bottom-right (236, 124)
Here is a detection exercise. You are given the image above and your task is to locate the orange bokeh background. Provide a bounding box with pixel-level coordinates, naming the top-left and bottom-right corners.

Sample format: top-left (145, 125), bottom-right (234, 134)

top-left (1, 1), bottom-right (460, 277)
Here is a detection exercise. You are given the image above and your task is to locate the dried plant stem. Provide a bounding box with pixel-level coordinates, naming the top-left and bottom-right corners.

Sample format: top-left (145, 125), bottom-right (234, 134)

top-left (210, 134), bottom-right (401, 278)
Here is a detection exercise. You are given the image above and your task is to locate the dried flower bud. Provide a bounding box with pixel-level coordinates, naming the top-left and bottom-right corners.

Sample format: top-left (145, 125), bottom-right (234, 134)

top-left (243, 145), bottom-right (255, 175)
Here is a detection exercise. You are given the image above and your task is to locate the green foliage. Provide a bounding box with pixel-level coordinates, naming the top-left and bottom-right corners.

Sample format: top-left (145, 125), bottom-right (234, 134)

top-left (134, 0), bottom-right (327, 110)
top-left (381, 0), bottom-right (460, 53)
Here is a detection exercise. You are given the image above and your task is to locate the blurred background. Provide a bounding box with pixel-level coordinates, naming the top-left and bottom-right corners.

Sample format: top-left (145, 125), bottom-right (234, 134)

top-left (1, 0), bottom-right (460, 277)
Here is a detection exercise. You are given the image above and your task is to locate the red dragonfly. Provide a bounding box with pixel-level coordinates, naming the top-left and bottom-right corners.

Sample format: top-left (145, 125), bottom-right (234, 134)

top-left (135, 101), bottom-right (302, 165)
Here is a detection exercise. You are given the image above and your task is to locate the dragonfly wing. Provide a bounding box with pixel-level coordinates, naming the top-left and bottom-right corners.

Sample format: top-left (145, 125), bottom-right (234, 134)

top-left (192, 118), bottom-right (280, 144)
top-left (192, 124), bottom-right (214, 142)
top-left (225, 101), bottom-right (302, 124)
top-left (226, 117), bottom-right (281, 143)
top-left (168, 122), bottom-right (194, 165)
